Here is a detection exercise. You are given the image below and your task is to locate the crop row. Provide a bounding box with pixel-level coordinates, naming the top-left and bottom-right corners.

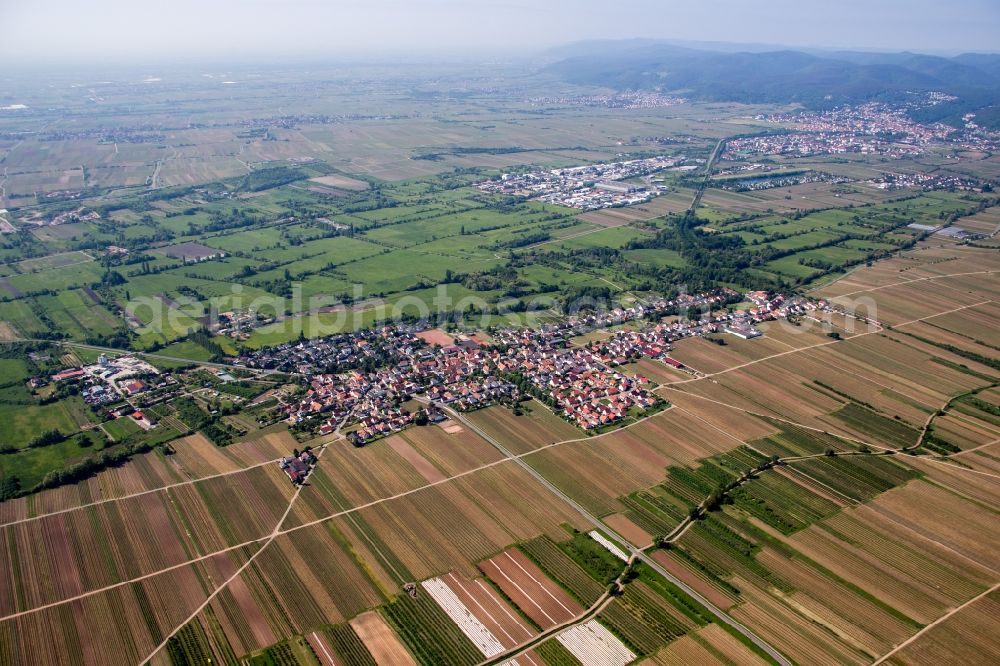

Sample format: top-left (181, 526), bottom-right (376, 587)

top-left (631, 563), bottom-right (713, 627)
top-left (598, 583), bottom-right (692, 656)
top-left (618, 489), bottom-right (685, 537)
top-left (519, 536), bottom-right (605, 606)
top-left (166, 623), bottom-right (217, 666)
top-left (920, 432), bottom-right (962, 455)
top-left (247, 641), bottom-right (303, 666)
top-left (679, 516), bottom-right (795, 595)
top-left (833, 403), bottom-right (919, 449)
top-left (659, 445), bottom-right (768, 508)
top-left (730, 470), bottom-right (839, 534)
top-left (535, 639), bottom-right (583, 666)
top-left (750, 421), bottom-right (851, 457)
top-left (381, 592), bottom-right (482, 666)
top-left (791, 455), bottom-right (919, 502)
top-left (323, 623), bottom-right (377, 666)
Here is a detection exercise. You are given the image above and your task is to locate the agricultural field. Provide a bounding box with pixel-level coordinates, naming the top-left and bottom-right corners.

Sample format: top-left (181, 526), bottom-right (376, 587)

top-left (479, 547), bottom-right (584, 630)
top-left (882, 588), bottom-right (1000, 666)
top-left (0, 240), bottom-right (996, 666)
top-left (464, 400), bottom-right (581, 455)
top-left (0, 55), bottom-right (998, 666)
top-left (646, 459), bottom-right (997, 665)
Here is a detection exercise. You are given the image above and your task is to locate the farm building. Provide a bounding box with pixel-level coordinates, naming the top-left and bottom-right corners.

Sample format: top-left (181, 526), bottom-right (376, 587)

top-left (121, 379), bottom-right (148, 396)
top-left (278, 449), bottom-right (317, 484)
top-left (725, 324), bottom-right (762, 340)
top-left (51, 368), bottom-right (85, 382)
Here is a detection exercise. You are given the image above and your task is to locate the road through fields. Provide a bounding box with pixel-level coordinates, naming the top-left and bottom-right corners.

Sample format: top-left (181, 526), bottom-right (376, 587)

top-left (445, 405), bottom-right (794, 666)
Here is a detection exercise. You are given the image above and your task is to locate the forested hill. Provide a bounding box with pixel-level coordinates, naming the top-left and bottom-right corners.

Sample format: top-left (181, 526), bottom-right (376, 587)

top-left (543, 41), bottom-right (1000, 125)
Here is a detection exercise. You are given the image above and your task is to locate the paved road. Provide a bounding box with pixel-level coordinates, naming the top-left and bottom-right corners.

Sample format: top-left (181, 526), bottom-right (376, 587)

top-left (446, 407), bottom-right (793, 666)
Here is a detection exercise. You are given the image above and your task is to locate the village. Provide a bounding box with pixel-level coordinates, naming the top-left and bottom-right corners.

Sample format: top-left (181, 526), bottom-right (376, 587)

top-left (752, 98), bottom-right (1000, 155)
top-left (242, 287), bottom-right (822, 443)
top-left (725, 131), bottom-right (926, 159)
top-left (30, 286), bottom-right (827, 466)
top-left (717, 170), bottom-right (851, 192)
top-left (866, 171), bottom-right (985, 192)
top-left (527, 91), bottom-right (688, 109)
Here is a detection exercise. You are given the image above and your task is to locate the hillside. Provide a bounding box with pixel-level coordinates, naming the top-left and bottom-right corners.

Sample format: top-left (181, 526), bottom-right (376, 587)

top-left (544, 41), bottom-right (1000, 124)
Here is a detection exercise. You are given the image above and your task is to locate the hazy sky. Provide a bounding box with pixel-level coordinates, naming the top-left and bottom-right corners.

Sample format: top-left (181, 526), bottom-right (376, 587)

top-left (2, 0), bottom-right (998, 62)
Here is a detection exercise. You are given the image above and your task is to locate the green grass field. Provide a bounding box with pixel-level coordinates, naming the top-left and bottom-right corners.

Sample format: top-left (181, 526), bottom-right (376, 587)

top-left (0, 396), bottom-right (91, 448)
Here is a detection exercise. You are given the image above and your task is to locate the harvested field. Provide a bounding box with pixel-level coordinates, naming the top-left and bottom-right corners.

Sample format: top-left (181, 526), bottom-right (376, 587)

top-left (921, 299), bottom-right (1000, 344)
top-left (603, 513), bottom-right (652, 548)
top-left (630, 190), bottom-right (697, 216)
top-left (852, 478), bottom-right (1000, 575)
top-left (0, 446), bottom-right (187, 524)
top-left (577, 209), bottom-right (639, 227)
top-left (884, 588), bottom-right (1000, 666)
top-left (893, 321), bottom-right (1000, 374)
top-left (647, 623), bottom-right (770, 665)
top-left (168, 431), bottom-right (293, 478)
top-left (651, 422), bottom-right (1000, 666)
top-left (330, 463), bottom-right (588, 583)
top-left (928, 411), bottom-right (1000, 451)
top-left (659, 390), bottom-right (779, 437)
top-left (657, 389), bottom-right (777, 433)
top-left (0, 464), bottom-right (294, 616)
top-left (825, 281), bottom-right (998, 330)
top-left (395, 423), bottom-right (503, 477)
top-left (649, 550), bottom-right (737, 611)
top-left (0, 548), bottom-right (249, 666)
top-left (310, 175), bottom-right (370, 190)
top-left (661, 325), bottom-right (994, 446)
top-left (731, 582), bottom-right (869, 665)
top-left (440, 421), bottom-right (464, 434)
top-left (776, 502), bottom-right (992, 628)
top-left (465, 401), bottom-right (580, 455)
top-left (0, 321), bottom-right (19, 341)
top-left (667, 336), bottom-right (759, 375)
top-left (387, 436), bottom-right (447, 483)
top-left (815, 245), bottom-right (1000, 300)
top-left (700, 181), bottom-right (896, 214)
top-left (284, 436), bottom-right (435, 528)
top-left (955, 209), bottom-right (1000, 235)
top-left (351, 611), bottom-right (417, 666)
top-left (523, 408), bottom-right (747, 517)
top-left (756, 549), bottom-right (916, 657)
top-left (206, 523), bottom-right (389, 656)
top-left (479, 548), bottom-right (583, 630)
